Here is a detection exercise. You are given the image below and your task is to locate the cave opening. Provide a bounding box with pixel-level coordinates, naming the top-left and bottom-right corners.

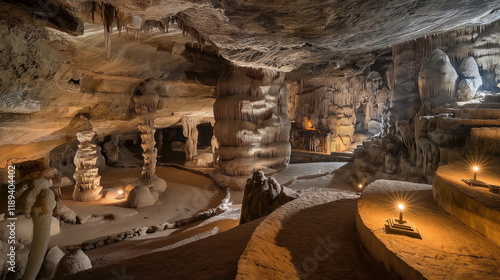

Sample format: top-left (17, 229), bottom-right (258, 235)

top-left (157, 126), bottom-right (187, 165)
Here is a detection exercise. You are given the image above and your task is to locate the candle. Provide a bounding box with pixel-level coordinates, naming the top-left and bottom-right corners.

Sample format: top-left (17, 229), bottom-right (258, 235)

top-left (398, 203), bottom-right (405, 223)
top-left (472, 166), bottom-right (479, 180)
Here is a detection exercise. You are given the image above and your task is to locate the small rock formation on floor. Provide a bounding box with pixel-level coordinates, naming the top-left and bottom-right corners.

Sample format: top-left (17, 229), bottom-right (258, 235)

top-left (72, 130), bottom-right (103, 202)
top-left (53, 202), bottom-right (78, 224)
top-left (128, 81), bottom-right (167, 208)
top-left (53, 249), bottom-right (92, 277)
top-left (38, 246), bottom-right (65, 279)
top-left (240, 171), bottom-right (298, 224)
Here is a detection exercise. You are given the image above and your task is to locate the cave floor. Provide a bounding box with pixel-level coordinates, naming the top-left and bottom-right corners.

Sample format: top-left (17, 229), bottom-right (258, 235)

top-left (358, 180), bottom-right (500, 279)
top-left (57, 161), bottom-right (401, 280)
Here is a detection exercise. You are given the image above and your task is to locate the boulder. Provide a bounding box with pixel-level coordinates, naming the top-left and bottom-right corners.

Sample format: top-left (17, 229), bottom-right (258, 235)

top-left (240, 171), bottom-right (298, 224)
top-left (53, 249), bottom-right (92, 277)
top-left (38, 246), bottom-right (65, 279)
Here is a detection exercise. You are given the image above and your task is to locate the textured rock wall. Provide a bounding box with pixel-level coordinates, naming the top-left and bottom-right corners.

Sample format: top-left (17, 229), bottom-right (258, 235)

top-left (352, 21), bottom-right (500, 186)
top-left (0, 21), bottom-right (222, 168)
top-left (289, 68), bottom-right (392, 153)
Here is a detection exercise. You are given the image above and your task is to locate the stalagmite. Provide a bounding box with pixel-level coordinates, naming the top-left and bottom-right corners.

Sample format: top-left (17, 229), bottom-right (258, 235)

top-left (418, 49), bottom-right (459, 102)
top-left (128, 81), bottom-right (167, 208)
top-left (21, 183), bottom-right (56, 280)
top-left (239, 171), bottom-right (298, 224)
top-left (72, 131), bottom-right (103, 202)
top-left (457, 56), bottom-right (483, 101)
top-left (212, 66), bottom-right (291, 190)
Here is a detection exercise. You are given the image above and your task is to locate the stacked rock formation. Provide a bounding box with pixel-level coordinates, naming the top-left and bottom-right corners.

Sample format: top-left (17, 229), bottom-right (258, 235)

top-left (240, 170), bottom-right (298, 224)
top-left (212, 66), bottom-right (291, 190)
top-left (128, 81), bottom-right (167, 208)
top-left (72, 131), bottom-right (102, 202)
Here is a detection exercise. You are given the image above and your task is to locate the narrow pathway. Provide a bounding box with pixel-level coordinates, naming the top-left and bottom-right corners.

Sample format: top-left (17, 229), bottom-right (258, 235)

top-left (237, 190), bottom-right (398, 280)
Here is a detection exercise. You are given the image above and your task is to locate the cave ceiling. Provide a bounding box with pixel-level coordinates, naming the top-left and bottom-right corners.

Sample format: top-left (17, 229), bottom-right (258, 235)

top-left (3, 0), bottom-right (500, 76)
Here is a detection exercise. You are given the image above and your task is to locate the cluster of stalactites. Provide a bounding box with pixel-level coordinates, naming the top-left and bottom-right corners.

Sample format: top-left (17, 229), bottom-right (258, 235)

top-left (174, 15), bottom-right (214, 50)
top-left (394, 21), bottom-right (500, 71)
top-left (82, 1), bottom-right (118, 58)
top-left (82, 1), bottom-right (177, 57)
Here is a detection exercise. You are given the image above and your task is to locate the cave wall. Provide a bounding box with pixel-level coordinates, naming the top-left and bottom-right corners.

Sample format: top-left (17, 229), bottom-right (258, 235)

top-left (351, 20), bottom-right (500, 186)
top-left (288, 64), bottom-right (392, 153)
top-left (0, 20), bottom-right (225, 169)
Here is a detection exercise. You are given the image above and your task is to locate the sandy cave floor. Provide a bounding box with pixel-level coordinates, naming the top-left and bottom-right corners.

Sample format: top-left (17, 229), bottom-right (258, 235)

top-left (51, 161), bottom-right (400, 279)
top-left (358, 180), bottom-right (500, 279)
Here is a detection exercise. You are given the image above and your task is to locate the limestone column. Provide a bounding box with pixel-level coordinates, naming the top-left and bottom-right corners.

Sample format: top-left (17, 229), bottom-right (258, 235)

top-left (128, 81), bottom-right (167, 208)
top-left (212, 66), bottom-right (291, 190)
top-left (73, 131), bottom-right (102, 201)
top-left (181, 116), bottom-right (200, 166)
top-left (134, 83), bottom-right (159, 180)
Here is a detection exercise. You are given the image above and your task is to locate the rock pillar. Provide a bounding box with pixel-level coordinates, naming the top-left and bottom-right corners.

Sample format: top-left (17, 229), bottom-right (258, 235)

top-left (181, 116), bottom-right (201, 166)
top-left (72, 131), bottom-right (102, 201)
top-left (212, 66), bottom-right (291, 190)
top-left (128, 81), bottom-right (167, 208)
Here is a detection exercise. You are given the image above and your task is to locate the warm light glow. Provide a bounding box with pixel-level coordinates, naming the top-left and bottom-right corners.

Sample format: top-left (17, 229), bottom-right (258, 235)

top-left (398, 203), bottom-right (404, 211)
top-left (472, 166), bottom-right (479, 172)
top-left (358, 184), bottom-right (363, 189)
top-left (117, 189), bottom-right (124, 195)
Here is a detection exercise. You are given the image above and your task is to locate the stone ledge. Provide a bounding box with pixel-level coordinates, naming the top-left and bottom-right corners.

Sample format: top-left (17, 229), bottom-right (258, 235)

top-left (433, 159), bottom-right (500, 246)
top-left (357, 179), bottom-right (500, 280)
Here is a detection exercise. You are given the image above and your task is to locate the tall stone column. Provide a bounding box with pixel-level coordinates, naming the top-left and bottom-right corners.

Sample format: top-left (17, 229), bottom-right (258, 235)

top-left (212, 66), bottom-right (291, 190)
top-left (181, 116), bottom-right (200, 166)
top-left (73, 130), bottom-right (102, 201)
top-left (128, 81), bottom-right (167, 208)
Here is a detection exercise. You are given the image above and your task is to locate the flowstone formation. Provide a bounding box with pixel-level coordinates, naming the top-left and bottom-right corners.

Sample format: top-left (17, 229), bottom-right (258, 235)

top-left (352, 21), bottom-right (500, 186)
top-left (418, 49), bottom-right (458, 103)
top-left (212, 66), bottom-right (291, 190)
top-left (457, 56), bottom-right (483, 101)
top-left (240, 170), bottom-right (298, 224)
top-left (128, 81), bottom-right (167, 208)
top-left (288, 71), bottom-right (391, 153)
top-left (72, 131), bottom-right (102, 202)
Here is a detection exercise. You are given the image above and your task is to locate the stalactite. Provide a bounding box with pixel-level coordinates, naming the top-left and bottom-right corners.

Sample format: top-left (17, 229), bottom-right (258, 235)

top-left (173, 15), bottom-right (216, 51)
top-left (100, 3), bottom-right (115, 59)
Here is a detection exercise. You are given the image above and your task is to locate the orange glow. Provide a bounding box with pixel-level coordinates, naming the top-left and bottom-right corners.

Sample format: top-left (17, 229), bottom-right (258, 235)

top-left (306, 120), bottom-right (315, 130)
top-left (398, 203), bottom-right (404, 211)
